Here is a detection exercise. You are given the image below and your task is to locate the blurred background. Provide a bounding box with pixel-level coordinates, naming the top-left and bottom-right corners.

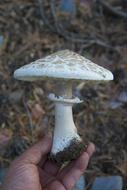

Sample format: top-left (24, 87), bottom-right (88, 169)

top-left (0, 0), bottom-right (127, 189)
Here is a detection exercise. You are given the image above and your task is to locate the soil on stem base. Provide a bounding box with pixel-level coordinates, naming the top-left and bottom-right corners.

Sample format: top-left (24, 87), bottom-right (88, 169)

top-left (50, 139), bottom-right (88, 166)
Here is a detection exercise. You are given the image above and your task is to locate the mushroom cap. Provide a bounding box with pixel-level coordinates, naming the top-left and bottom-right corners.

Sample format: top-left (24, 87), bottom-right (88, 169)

top-left (14, 50), bottom-right (113, 81)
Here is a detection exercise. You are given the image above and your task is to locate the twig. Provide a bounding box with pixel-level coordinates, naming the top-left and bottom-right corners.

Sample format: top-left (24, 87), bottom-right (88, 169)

top-left (37, 0), bottom-right (93, 43)
top-left (37, 0), bottom-right (56, 32)
top-left (79, 39), bottom-right (119, 54)
top-left (23, 99), bottom-right (34, 137)
top-left (49, 0), bottom-right (95, 43)
top-left (38, 0), bottom-right (116, 49)
top-left (93, 39), bottom-right (115, 49)
top-left (98, 0), bottom-right (127, 19)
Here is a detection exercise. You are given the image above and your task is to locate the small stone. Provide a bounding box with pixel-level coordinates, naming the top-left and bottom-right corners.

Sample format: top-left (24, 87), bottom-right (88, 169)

top-left (74, 176), bottom-right (85, 190)
top-left (9, 90), bottom-right (24, 103)
top-left (118, 91), bottom-right (127, 103)
top-left (0, 36), bottom-right (4, 48)
top-left (60, 0), bottom-right (76, 15)
top-left (91, 176), bottom-right (123, 190)
top-left (108, 100), bottom-right (123, 109)
top-left (0, 168), bottom-right (8, 184)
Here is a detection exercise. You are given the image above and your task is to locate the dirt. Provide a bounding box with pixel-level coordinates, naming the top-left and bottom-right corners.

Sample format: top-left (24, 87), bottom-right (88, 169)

top-left (50, 138), bottom-right (87, 166)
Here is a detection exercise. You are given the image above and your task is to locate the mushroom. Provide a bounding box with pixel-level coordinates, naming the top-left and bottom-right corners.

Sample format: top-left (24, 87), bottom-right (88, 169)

top-left (14, 49), bottom-right (113, 164)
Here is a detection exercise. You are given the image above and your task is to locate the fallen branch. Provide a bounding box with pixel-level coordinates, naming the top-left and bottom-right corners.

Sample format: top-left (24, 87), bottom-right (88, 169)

top-left (98, 0), bottom-right (127, 19)
top-left (37, 0), bottom-right (55, 32)
top-left (49, 0), bottom-right (97, 43)
top-left (38, 0), bottom-right (116, 50)
top-left (37, 0), bottom-right (94, 43)
top-left (23, 99), bottom-right (34, 138)
top-left (78, 39), bottom-right (120, 55)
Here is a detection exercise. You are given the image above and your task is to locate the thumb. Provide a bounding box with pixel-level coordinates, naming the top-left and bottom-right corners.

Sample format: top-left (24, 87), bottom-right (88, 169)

top-left (15, 136), bottom-right (52, 165)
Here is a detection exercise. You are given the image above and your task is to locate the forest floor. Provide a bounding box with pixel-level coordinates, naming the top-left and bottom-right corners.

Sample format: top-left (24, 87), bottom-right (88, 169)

top-left (0, 0), bottom-right (127, 189)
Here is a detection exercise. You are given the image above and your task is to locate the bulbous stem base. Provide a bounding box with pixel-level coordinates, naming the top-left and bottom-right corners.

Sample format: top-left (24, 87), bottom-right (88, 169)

top-left (48, 82), bottom-right (86, 165)
top-left (50, 138), bottom-right (87, 166)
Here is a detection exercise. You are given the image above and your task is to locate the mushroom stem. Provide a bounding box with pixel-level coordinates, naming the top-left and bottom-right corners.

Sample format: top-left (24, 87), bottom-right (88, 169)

top-left (55, 81), bottom-right (72, 98)
top-left (65, 81), bottom-right (72, 98)
top-left (51, 101), bottom-right (81, 155)
top-left (49, 82), bottom-right (84, 164)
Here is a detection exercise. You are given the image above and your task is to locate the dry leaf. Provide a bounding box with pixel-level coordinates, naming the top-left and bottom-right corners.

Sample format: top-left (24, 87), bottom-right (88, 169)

top-left (0, 129), bottom-right (12, 149)
top-left (31, 104), bottom-right (45, 121)
top-left (116, 162), bottom-right (127, 177)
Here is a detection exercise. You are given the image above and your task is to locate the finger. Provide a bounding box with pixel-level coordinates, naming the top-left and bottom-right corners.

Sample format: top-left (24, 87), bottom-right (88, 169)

top-left (58, 143), bottom-right (95, 190)
top-left (59, 151), bottom-right (89, 190)
top-left (38, 155), bottom-right (48, 167)
top-left (38, 167), bottom-right (55, 188)
top-left (58, 142), bottom-right (95, 178)
top-left (39, 161), bottom-right (60, 188)
top-left (15, 136), bottom-right (52, 165)
top-left (47, 180), bottom-right (65, 190)
top-left (43, 160), bottom-right (60, 175)
top-left (86, 142), bottom-right (95, 157)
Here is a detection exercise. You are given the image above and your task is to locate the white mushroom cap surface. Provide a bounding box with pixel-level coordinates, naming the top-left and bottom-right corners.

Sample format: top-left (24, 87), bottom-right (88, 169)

top-left (14, 50), bottom-right (113, 81)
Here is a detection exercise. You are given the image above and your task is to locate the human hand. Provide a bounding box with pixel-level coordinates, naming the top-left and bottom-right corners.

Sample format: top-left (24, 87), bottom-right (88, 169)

top-left (2, 136), bottom-right (95, 190)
